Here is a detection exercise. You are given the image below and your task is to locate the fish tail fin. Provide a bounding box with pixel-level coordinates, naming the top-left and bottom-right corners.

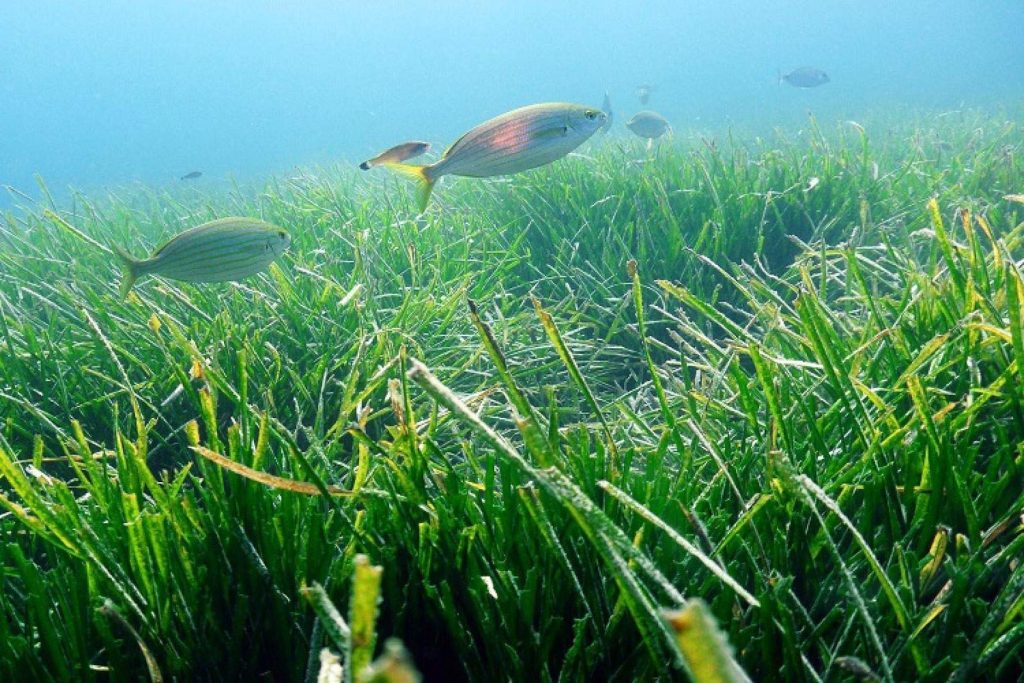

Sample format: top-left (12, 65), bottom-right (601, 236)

top-left (382, 163), bottom-right (437, 212)
top-left (113, 245), bottom-right (142, 299)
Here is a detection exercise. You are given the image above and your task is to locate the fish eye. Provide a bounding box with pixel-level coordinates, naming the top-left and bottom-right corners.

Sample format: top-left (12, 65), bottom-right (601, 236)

top-left (585, 110), bottom-right (598, 120)
top-left (278, 231), bottom-right (287, 240)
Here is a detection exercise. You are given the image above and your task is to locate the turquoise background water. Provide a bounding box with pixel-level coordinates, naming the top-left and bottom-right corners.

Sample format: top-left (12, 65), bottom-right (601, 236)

top-left (3, 1), bottom-right (1022, 206)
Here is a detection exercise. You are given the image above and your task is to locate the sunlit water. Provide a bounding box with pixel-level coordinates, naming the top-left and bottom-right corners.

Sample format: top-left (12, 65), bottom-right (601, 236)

top-left (3, 0), bottom-right (1022, 208)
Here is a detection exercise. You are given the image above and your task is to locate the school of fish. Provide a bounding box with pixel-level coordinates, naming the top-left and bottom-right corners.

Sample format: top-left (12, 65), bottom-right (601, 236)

top-left (137, 71), bottom-right (828, 296)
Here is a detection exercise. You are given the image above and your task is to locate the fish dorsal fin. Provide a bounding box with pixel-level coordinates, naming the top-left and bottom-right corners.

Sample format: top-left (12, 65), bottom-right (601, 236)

top-left (442, 130), bottom-right (472, 158)
top-left (150, 218), bottom-right (236, 257)
top-left (151, 240), bottom-right (173, 258)
top-left (152, 234), bottom-right (185, 257)
top-left (151, 225), bottom-right (198, 257)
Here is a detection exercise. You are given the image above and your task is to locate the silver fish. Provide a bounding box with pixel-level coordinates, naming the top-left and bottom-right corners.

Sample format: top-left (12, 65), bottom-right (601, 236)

top-left (114, 217), bottom-right (291, 298)
top-left (359, 141), bottom-right (431, 170)
top-left (382, 102), bottom-right (606, 211)
top-left (779, 67), bottom-right (830, 88)
top-left (626, 111), bottom-right (672, 139)
top-left (636, 84), bottom-right (654, 105)
top-left (180, 171), bottom-right (202, 180)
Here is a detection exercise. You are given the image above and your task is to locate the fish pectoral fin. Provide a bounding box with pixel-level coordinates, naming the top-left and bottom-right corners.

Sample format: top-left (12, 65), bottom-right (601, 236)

top-left (534, 126), bottom-right (569, 141)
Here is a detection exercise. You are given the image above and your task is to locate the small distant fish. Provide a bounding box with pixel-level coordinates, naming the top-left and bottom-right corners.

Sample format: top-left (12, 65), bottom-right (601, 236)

top-left (600, 92), bottom-right (613, 134)
top-left (180, 171), bottom-right (203, 180)
top-left (359, 141), bottom-right (431, 170)
top-left (635, 84), bottom-right (654, 105)
top-left (779, 67), bottom-right (830, 88)
top-left (626, 111), bottom-right (672, 140)
top-left (114, 217), bottom-right (291, 298)
top-left (380, 102), bottom-right (606, 211)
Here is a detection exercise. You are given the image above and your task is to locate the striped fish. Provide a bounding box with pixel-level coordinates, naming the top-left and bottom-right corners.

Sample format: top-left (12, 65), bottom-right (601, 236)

top-left (359, 141), bottom-right (431, 170)
top-left (381, 102), bottom-right (606, 211)
top-left (114, 217), bottom-right (291, 298)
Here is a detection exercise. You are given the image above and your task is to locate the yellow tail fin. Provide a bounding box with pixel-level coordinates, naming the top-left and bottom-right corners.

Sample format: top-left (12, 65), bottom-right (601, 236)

top-left (113, 245), bottom-right (142, 299)
top-left (381, 163), bottom-right (437, 212)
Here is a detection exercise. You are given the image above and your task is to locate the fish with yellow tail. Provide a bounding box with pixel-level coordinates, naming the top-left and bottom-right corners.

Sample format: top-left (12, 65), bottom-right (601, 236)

top-left (380, 102), bottom-right (606, 211)
top-left (359, 141), bottom-right (431, 170)
top-left (114, 217), bottom-right (291, 298)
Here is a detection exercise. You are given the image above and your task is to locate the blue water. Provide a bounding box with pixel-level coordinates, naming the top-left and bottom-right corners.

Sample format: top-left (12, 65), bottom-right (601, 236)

top-left (3, 1), bottom-right (1022, 208)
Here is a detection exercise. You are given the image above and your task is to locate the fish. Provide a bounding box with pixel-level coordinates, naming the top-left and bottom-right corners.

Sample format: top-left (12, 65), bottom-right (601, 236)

top-left (636, 84), bottom-right (654, 105)
top-left (626, 111), bottom-right (672, 140)
top-left (359, 141), bottom-right (431, 170)
top-left (180, 171), bottom-right (203, 180)
top-left (114, 217), bottom-right (291, 298)
top-left (779, 67), bottom-right (830, 88)
top-left (600, 92), bottom-right (613, 134)
top-left (381, 102), bottom-right (606, 211)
